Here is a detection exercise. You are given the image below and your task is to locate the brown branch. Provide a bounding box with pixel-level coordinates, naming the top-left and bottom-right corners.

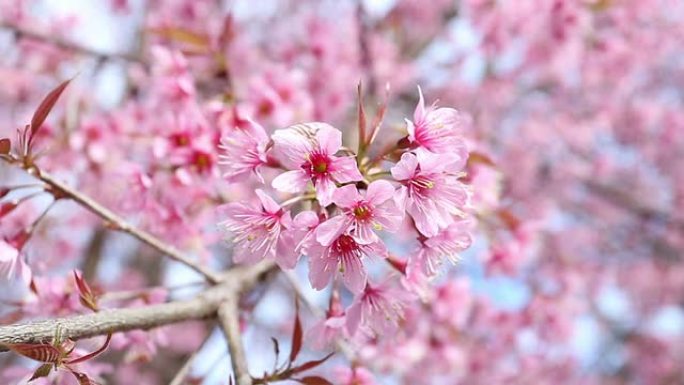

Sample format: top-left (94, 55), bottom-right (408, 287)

top-left (0, 294), bottom-right (216, 351)
top-left (0, 262), bottom-right (275, 353)
top-left (1, 23), bottom-right (144, 64)
top-left (218, 297), bottom-right (251, 385)
top-left (35, 169), bottom-right (222, 283)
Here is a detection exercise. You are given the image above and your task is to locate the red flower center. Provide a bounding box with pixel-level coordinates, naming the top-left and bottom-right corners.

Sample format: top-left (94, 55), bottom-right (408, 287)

top-left (304, 152), bottom-right (330, 177)
top-left (352, 202), bottom-right (373, 221)
top-left (333, 234), bottom-right (359, 256)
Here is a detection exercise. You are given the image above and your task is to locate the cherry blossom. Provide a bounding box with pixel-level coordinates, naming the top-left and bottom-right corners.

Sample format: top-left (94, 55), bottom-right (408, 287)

top-left (306, 233), bottom-right (387, 294)
top-left (391, 152), bottom-right (470, 237)
top-left (219, 190), bottom-right (298, 269)
top-left (218, 118), bottom-right (270, 182)
top-left (271, 123), bottom-right (363, 206)
top-left (316, 180), bottom-right (402, 246)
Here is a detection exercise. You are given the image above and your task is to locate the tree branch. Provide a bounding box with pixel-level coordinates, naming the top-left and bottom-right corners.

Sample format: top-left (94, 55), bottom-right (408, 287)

top-left (0, 295), bottom-right (215, 352)
top-left (218, 297), bottom-right (251, 385)
top-left (0, 262), bottom-right (276, 353)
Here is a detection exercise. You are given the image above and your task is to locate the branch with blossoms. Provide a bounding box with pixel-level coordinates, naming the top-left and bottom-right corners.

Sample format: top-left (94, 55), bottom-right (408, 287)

top-left (1, 78), bottom-right (473, 384)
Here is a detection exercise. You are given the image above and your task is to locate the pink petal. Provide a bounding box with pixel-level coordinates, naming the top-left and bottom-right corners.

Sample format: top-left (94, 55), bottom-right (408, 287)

top-left (354, 222), bottom-right (377, 245)
top-left (346, 298), bottom-right (363, 335)
top-left (365, 180), bottom-right (395, 205)
top-left (275, 230), bottom-right (299, 269)
top-left (316, 215), bottom-right (352, 246)
top-left (308, 243), bottom-right (336, 290)
top-left (272, 127), bottom-right (313, 168)
top-left (373, 203), bottom-right (403, 233)
top-left (255, 189), bottom-right (281, 214)
top-left (409, 199), bottom-right (440, 237)
top-left (315, 176), bottom-right (337, 206)
top-left (341, 255), bottom-right (367, 294)
top-left (315, 124), bottom-right (342, 155)
top-left (332, 184), bottom-right (361, 208)
top-left (330, 156), bottom-right (363, 184)
top-left (393, 186), bottom-right (408, 210)
top-left (294, 211), bottom-right (320, 229)
top-left (272, 170), bottom-right (309, 193)
top-left (390, 152), bottom-right (418, 181)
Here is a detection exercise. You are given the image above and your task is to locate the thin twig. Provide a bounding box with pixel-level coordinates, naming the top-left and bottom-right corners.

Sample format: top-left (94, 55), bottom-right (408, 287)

top-left (35, 170), bottom-right (221, 283)
top-left (1, 23), bottom-right (144, 64)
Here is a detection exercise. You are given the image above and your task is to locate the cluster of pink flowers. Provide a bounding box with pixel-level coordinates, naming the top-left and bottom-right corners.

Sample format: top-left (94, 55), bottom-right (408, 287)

top-left (218, 89), bottom-right (473, 337)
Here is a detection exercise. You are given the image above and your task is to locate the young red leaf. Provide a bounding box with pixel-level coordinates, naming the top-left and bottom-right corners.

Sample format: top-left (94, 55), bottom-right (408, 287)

top-left (297, 376), bottom-right (333, 385)
top-left (290, 352), bottom-right (334, 375)
top-left (0, 138), bottom-right (10, 155)
top-left (73, 270), bottom-right (99, 312)
top-left (357, 82), bottom-right (367, 147)
top-left (29, 363), bottom-right (53, 382)
top-left (289, 301), bottom-right (303, 363)
top-left (30, 79), bottom-right (72, 142)
top-left (67, 368), bottom-right (102, 385)
top-left (0, 202), bottom-right (18, 218)
top-left (6, 343), bottom-right (61, 363)
top-left (66, 333), bottom-right (111, 365)
top-left (367, 84), bottom-right (390, 147)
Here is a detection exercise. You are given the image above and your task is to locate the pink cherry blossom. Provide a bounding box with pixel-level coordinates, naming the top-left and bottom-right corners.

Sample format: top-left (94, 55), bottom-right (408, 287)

top-left (306, 292), bottom-right (347, 350)
top-left (346, 279), bottom-right (413, 336)
top-left (271, 123), bottom-right (363, 206)
top-left (411, 219), bottom-right (473, 277)
top-left (316, 180), bottom-right (403, 246)
top-left (333, 366), bottom-right (378, 385)
top-left (306, 232), bottom-right (387, 294)
top-left (407, 86), bottom-right (468, 165)
top-left (219, 190), bottom-right (298, 269)
top-left (391, 152), bottom-right (470, 237)
top-left (218, 118), bottom-right (270, 183)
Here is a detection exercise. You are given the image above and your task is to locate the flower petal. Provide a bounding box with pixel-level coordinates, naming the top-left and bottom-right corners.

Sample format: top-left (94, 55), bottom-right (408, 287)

top-left (272, 170), bottom-right (309, 193)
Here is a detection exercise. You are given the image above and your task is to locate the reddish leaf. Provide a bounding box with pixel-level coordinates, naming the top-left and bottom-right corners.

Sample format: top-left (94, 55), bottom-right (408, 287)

top-left (367, 84), bottom-right (390, 146)
top-left (67, 369), bottom-right (101, 385)
top-left (7, 343), bottom-right (61, 363)
top-left (29, 363), bottom-right (52, 382)
top-left (289, 301), bottom-right (303, 363)
top-left (73, 270), bottom-right (98, 312)
top-left (30, 79), bottom-right (72, 141)
top-left (297, 376), bottom-right (333, 385)
top-left (0, 202), bottom-right (18, 218)
top-left (0, 138), bottom-right (10, 155)
top-left (357, 83), bottom-right (367, 146)
top-left (66, 333), bottom-right (111, 365)
top-left (291, 352), bottom-right (334, 375)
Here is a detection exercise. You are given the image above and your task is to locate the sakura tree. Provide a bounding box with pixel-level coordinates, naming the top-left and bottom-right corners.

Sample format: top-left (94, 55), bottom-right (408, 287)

top-left (1, 1), bottom-right (683, 384)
